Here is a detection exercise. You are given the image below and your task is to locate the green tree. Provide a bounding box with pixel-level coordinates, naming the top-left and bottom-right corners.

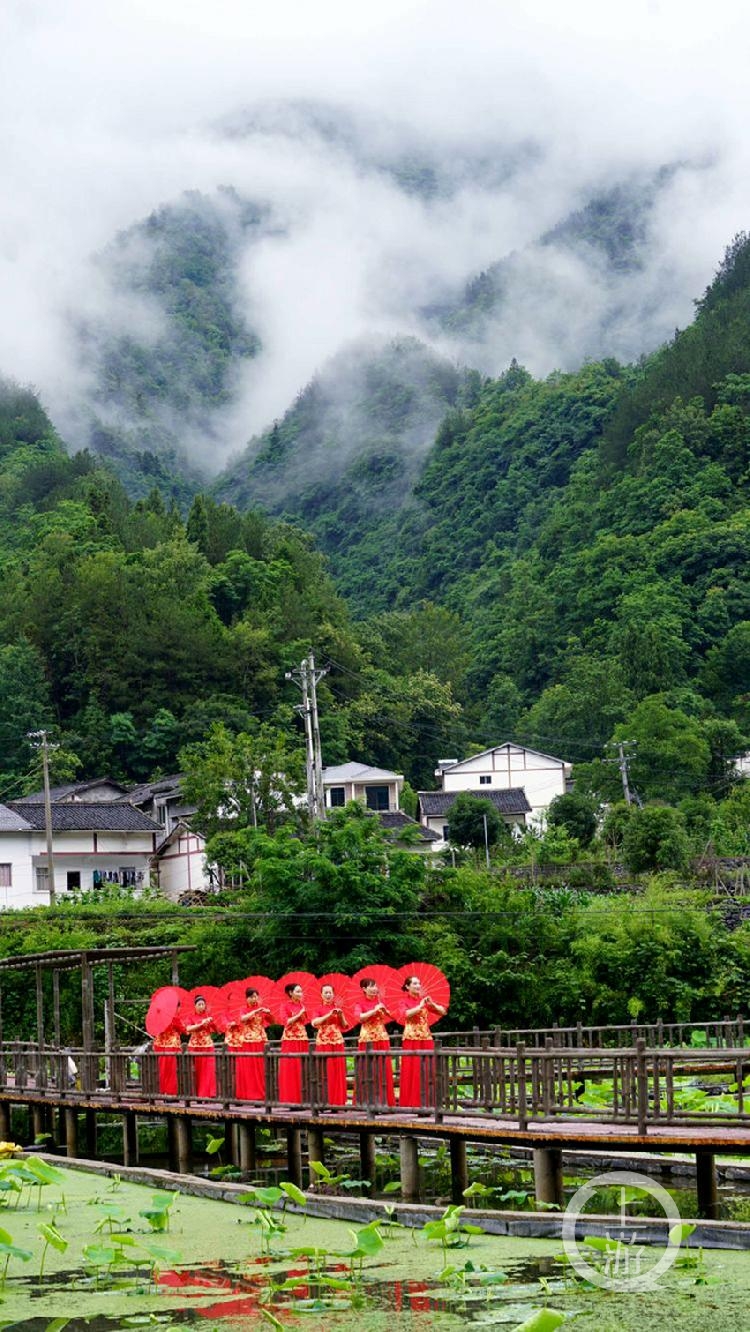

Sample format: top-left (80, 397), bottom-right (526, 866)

top-left (622, 805), bottom-right (691, 874)
top-left (180, 722), bottom-right (306, 836)
top-left (547, 792), bottom-right (598, 847)
top-left (446, 793), bottom-right (504, 850)
top-left (0, 641), bottom-right (54, 786)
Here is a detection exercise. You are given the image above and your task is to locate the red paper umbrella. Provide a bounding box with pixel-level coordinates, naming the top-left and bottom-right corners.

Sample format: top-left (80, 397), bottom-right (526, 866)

top-left (145, 986), bottom-right (189, 1037)
top-left (222, 976), bottom-right (279, 1024)
top-left (274, 971), bottom-right (318, 1024)
top-left (187, 985), bottom-right (228, 1032)
top-left (314, 973), bottom-right (361, 1032)
top-left (395, 962), bottom-right (450, 1026)
top-left (351, 965), bottom-right (401, 1023)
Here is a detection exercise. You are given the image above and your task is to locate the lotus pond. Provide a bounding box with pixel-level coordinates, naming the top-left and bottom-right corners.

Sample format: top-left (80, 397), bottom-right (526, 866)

top-left (0, 1160), bottom-right (748, 1330)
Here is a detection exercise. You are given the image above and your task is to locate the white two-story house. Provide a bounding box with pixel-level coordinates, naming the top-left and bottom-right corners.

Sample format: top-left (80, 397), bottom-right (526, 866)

top-left (417, 742), bottom-right (572, 845)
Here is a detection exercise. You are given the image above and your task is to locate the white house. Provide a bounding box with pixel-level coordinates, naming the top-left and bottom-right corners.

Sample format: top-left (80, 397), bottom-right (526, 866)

top-left (417, 788), bottom-right (532, 849)
top-left (0, 801), bottom-right (162, 908)
top-left (423, 742), bottom-right (572, 832)
top-left (322, 762), bottom-right (404, 812)
top-left (153, 819), bottom-right (214, 901)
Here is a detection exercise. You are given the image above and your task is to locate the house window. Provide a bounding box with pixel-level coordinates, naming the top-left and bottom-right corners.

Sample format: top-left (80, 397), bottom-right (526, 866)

top-left (66, 871), bottom-right (81, 892)
top-left (442, 825), bottom-right (450, 841)
top-left (35, 867), bottom-right (50, 893)
top-left (0, 865), bottom-right (10, 888)
top-left (479, 775), bottom-right (491, 785)
top-left (365, 785), bottom-right (390, 811)
top-left (328, 787), bottom-right (346, 808)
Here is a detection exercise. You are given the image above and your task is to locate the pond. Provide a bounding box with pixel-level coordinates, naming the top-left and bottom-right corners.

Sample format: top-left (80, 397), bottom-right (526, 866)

top-left (0, 1161), bottom-right (749, 1330)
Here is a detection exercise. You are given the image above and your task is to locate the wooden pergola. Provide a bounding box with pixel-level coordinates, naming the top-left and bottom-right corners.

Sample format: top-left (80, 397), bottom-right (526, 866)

top-left (0, 945), bottom-right (195, 1052)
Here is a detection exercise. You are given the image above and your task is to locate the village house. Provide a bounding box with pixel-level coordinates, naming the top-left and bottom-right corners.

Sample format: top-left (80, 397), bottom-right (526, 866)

top-left (321, 761), bottom-right (439, 852)
top-left (0, 801), bottom-right (162, 908)
top-left (417, 741), bottom-right (572, 847)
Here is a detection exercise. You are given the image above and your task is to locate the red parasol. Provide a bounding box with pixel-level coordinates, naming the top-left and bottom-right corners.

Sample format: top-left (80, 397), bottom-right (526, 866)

top-left (351, 965), bottom-right (401, 1023)
top-left (145, 986), bottom-right (189, 1037)
top-left (395, 963), bottom-right (450, 1027)
top-left (222, 976), bottom-right (279, 1024)
top-left (314, 973), bottom-right (361, 1032)
top-left (273, 971), bottom-right (318, 1024)
top-left (186, 984), bottom-right (228, 1032)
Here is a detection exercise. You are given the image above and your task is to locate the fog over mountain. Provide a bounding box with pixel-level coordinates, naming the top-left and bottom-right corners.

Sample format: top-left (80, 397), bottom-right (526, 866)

top-left (2, 1), bottom-right (750, 481)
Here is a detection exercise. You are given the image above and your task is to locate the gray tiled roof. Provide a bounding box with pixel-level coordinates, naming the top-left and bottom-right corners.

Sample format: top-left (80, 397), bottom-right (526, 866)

top-left (20, 778), bottom-right (128, 803)
top-left (7, 802), bottom-right (162, 832)
top-left (0, 804), bottom-right (33, 831)
top-left (418, 788), bottom-right (532, 817)
top-left (378, 811), bottom-right (440, 841)
top-left (118, 774), bottom-right (184, 805)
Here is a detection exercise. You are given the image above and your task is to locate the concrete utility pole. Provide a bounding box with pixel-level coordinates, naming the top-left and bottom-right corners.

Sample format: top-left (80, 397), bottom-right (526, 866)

top-left (286, 652), bottom-right (328, 820)
top-left (605, 740), bottom-right (642, 808)
top-left (28, 730), bottom-right (58, 903)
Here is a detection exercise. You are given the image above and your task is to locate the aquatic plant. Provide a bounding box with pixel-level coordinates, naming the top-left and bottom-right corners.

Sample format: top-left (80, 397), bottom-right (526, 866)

top-left (0, 1224), bottom-right (32, 1287)
top-left (138, 1191), bottom-right (177, 1232)
top-left (37, 1220), bottom-right (67, 1281)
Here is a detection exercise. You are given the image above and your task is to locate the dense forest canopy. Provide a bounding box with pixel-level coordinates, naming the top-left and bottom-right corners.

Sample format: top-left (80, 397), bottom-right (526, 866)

top-left (1, 233), bottom-right (749, 848)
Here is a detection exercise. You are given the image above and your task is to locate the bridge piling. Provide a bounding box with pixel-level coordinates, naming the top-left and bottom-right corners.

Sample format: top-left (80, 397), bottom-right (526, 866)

top-left (122, 1111), bottom-right (138, 1167)
top-left (359, 1131), bottom-right (377, 1186)
top-left (399, 1135), bottom-right (420, 1203)
top-left (696, 1150), bottom-right (718, 1220)
top-left (286, 1128), bottom-right (303, 1188)
top-left (171, 1115), bottom-right (192, 1174)
top-left (237, 1122), bottom-right (256, 1173)
top-left (533, 1147), bottom-right (564, 1208)
top-left (0, 1102), bottom-right (9, 1141)
top-left (307, 1126), bottom-right (325, 1184)
top-left (64, 1107), bottom-right (78, 1158)
top-left (450, 1137), bottom-right (468, 1205)
top-left (31, 1105), bottom-right (45, 1144)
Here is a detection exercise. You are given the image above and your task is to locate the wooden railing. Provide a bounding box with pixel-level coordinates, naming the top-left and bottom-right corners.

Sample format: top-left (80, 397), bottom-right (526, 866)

top-left (437, 1015), bottom-right (747, 1050)
top-left (1, 1038), bottom-right (748, 1133)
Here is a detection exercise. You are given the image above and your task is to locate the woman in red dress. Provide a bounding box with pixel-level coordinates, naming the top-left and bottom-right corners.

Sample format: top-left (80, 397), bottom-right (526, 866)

top-left (185, 995), bottom-right (218, 1098)
top-left (355, 977), bottom-right (395, 1107)
top-left (279, 983), bottom-right (308, 1104)
top-left (153, 1019), bottom-right (182, 1096)
top-left (226, 987), bottom-right (270, 1100)
top-left (311, 984), bottom-right (348, 1107)
top-left (398, 975), bottom-right (446, 1108)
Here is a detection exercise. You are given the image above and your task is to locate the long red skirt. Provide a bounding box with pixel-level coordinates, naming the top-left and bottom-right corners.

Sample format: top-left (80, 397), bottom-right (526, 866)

top-left (356, 1040), bottom-right (395, 1107)
top-left (193, 1050), bottom-right (217, 1098)
top-left (235, 1042), bottom-right (266, 1100)
top-left (399, 1038), bottom-right (434, 1108)
top-left (157, 1053), bottom-right (178, 1096)
top-left (278, 1038), bottom-right (307, 1104)
top-left (316, 1043), bottom-right (347, 1106)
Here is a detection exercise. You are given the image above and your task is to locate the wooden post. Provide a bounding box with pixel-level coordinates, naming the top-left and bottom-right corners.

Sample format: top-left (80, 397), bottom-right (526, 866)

top-left (237, 1122), bottom-right (256, 1173)
top-left (286, 1128), bottom-right (303, 1189)
top-left (359, 1131), bottom-right (377, 1186)
top-left (399, 1135), bottom-right (420, 1203)
top-left (35, 965), bottom-right (45, 1051)
top-left (0, 1103), bottom-right (9, 1141)
top-left (307, 1126), bottom-right (325, 1183)
top-left (52, 970), bottom-right (61, 1047)
top-left (31, 1105), bottom-right (45, 1143)
top-left (696, 1151), bottom-right (718, 1220)
top-left (636, 1038), bottom-right (648, 1135)
top-left (81, 958), bottom-right (94, 1053)
top-left (533, 1147), bottom-right (564, 1207)
top-left (517, 1043), bottom-right (528, 1131)
top-left (122, 1111), bottom-right (138, 1166)
top-left (64, 1108), bottom-right (78, 1158)
top-left (224, 1120), bottom-right (238, 1166)
top-left (450, 1137), bottom-right (468, 1205)
top-left (84, 1109), bottom-right (97, 1158)
top-left (174, 1116), bottom-right (193, 1174)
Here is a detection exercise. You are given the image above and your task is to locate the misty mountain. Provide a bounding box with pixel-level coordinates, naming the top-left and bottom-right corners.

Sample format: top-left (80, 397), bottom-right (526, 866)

top-left (73, 188), bottom-right (274, 499)
top-left (213, 336), bottom-right (469, 600)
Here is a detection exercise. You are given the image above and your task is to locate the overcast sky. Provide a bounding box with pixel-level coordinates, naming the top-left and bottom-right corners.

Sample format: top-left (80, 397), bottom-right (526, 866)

top-left (2, 0), bottom-right (749, 459)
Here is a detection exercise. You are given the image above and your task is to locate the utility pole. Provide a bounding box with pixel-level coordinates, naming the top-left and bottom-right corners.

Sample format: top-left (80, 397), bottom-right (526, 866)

top-left (482, 813), bottom-right (490, 869)
top-left (28, 730), bottom-right (58, 903)
top-left (604, 740), bottom-right (641, 808)
top-left (286, 652), bottom-right (328, 820)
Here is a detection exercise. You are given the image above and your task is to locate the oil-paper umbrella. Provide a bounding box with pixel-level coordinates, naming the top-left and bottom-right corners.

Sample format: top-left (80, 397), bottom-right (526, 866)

top-left (145, 986), bottom-right (189, 1037)
top-left (315, 972), bottom-right (361, 1032)
top-left (351, 965), bottom-right (401, 1023)
top-left (222, 975), bottom-right (279, 1024)
top-left (395, 962), bottom-right (450, 1026)
top-left (273, 971), bottom-right (318, 1024)
top-left (186, 984), bottom-right (228, 1032)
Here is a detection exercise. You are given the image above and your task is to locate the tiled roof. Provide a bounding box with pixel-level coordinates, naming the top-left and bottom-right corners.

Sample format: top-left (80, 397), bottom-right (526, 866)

top-left (21, 778), bottom-right (128, 803)
top-left (378, 811), bottom-right (440, 842)
top-left (323, 762), bottom-right (403, 784)
top-left (7, 802), bottom-right (162, 832)
top-left (417, 788), bottom-right (532, 817)
top-left (119, 774), bottom-right (184, 805)
top-left (0, 804), bottom-right (33, 831)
